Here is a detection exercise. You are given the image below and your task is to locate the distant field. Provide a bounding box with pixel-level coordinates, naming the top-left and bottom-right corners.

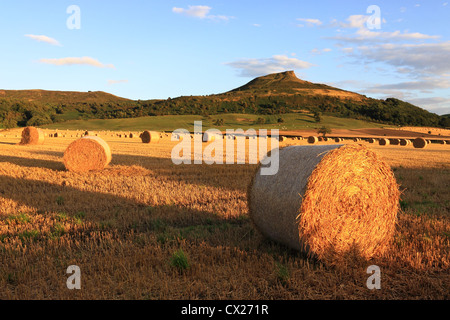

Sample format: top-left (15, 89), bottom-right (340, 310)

top-left (41, 113), bottom-right (390, 132)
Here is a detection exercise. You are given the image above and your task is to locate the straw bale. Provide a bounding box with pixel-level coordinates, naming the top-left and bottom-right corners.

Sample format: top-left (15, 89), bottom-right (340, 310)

top-left (19, 127), bottom-right (45, 145)
top-left (413, 137), bottom-right (427, 148)
top-left (141, 130), bottom-right (160, 143)
top-left (248, 144), bottom-right (399, 262)
top-left (308, 136), bottom-right (319, 144)
top-left (63, 136), bottom-right (111, 173)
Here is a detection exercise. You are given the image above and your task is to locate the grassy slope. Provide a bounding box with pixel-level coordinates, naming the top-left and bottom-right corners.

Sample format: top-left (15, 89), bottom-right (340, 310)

top-left (40, 113), bottom-right (390, 132)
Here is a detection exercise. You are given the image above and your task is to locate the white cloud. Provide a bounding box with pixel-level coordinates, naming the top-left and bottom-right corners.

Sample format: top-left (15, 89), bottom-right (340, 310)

top-left (172, 5), bottom-right (211, 18)
top-left (356, 42), bottom-right (450, 77)
top-left (25, 34), bottom-right (61, 46)
top-left (311, 48), bottom-right (332, 55)
top-left (108, 79), bottom-right (128, 85)
top-left (39, 57), bottom-right (115, 69)
top-left (328, 14), bottom-right (439, 43)
top-left (172, 5), bottom-right (233, 21)
top-left (225, 55), bottom-right (314, 77)
top-left (297, 18), bottom-right (322, 27)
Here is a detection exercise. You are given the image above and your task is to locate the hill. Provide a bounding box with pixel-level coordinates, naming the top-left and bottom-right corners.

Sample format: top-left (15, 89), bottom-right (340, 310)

top-left (0, 89), bottom-right (131, 105)
top-left (0, 71), bottom-right (446, 129)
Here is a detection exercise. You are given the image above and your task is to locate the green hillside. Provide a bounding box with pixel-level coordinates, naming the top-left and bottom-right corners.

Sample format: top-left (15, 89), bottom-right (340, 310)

top-left (0, 71), bottom-right (447, 129)
top-left (41, 113), bottom-right (390, 132)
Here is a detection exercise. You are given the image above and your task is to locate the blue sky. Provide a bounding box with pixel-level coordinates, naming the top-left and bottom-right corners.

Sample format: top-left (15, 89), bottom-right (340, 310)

top-left (1, 1), bottom-right (449, 114)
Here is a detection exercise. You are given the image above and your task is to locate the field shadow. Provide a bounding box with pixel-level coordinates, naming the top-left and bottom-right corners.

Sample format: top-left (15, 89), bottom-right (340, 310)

top-left (0, 174), bottom-right (297, 262)
top-left (0, 154), bottom-right (65, 171)
top-left (111, 153), bottom-right (257, 193)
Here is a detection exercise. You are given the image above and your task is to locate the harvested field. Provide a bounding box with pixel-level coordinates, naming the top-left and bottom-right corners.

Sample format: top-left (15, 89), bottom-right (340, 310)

top-left (0, 129), bottom-right (449, 300)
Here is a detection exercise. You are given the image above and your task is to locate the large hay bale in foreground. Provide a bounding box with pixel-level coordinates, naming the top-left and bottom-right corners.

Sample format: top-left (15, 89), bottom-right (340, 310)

top-left (379, 138), bottom-right (389, 146)
top-left (141, 130), bottom-right (160, 143)
top-left (413, 137), bottom-right (427, 149)
top-left (308, 136), bottom-right (319, 144)
top-left (63, 136), bottom-right (111, 173)
top-left (248, 144), bottom-right (399, 262)
top-left (19, 127), bottom-right (45, 145)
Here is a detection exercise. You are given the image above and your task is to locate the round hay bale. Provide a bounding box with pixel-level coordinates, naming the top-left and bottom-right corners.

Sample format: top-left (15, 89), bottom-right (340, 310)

top-left (141, 131), bottom-right (160, 144)
top-left (84, 131), bottom-right (91, 136)
top-left (413, 137), bottom-right (427, 149)
top-left (334, 138), bottom-right (343, 143)
top-left (202, 132), bottom-right (216, 142)
top-left (390, 138), bottom-right (400, 145)
top-left (318, 136), bottom-right (324, 142)
top-left (280, 136), bottom-right (286, 142)
top-left (438, 140), bottom-right (445, 144)
top-left (19, 127), bottom-right (45, 145)
top-left (399, 139), bottom-right (410, 146)
top-left (248, 144), bottom-right (399, 262)
top-left (367, 138), bottom-right (375, 144)
top-left (308, 136), bottom-right (319, 144)
top-left (63, 136), bottom-right (111, 173)
top-left (445, 140), bottom-right (450, 145)
top-left (379, 138), bottom-right (390, 146)
top-left (129, 133), bottom-right (134, 138)
top-left (323, 137), bottom-right (328, 142)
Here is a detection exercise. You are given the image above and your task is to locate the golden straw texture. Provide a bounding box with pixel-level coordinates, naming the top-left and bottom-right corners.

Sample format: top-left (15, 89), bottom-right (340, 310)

top-left (19, 127), bottom-right (45, 145)
top-left (63, 136), bottom-right (112, 173)
top-left (248, 144), bottom-right (399, 263)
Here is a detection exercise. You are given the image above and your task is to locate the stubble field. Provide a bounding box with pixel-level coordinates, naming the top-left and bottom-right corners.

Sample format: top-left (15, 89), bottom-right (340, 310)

top-left (0, 130), bottom-right (449, 299)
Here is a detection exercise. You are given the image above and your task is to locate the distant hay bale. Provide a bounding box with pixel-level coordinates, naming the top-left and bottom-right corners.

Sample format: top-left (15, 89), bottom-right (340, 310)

top-left (379, 138), bottom-right (390, 146)
top-left (19, 127), bottom-right (45, 145)
top-left (399, 139), bottom-right (410, 146)
top-left (445, 140), bottom-right (450, 145)
top-left (84, 131), bottom-right (91, 136)
top-left (141, 130), bottom-right (160, 143)
top-left (318, 136), bottom-right (323, 142)
top-left (368, 138), bottom-right (375, 144)
top-left (248, 144), bottom-right (399, 263)
top-left (438, 140), bottom-right (445, 144)
top-left (129, 133), bottom-right (134, 138)
top-left (202, 132), bottom-right (217, 142)
top-left (390, 138), bottom-right (400, 145)
top-left (413, 137), bottom-right (427, 149)
top-left (353, 138), bottom-right (361, 142)
top-left (308, 136), bottom-right (319, 144)
top-left (280, 136), bottom-right (286, 142)
top-left (63, 136), bottom-right (111, 173)
top-left (334, 138), bottom-right (343, 143)
top-left (323, 137), bottom-right (328, 142)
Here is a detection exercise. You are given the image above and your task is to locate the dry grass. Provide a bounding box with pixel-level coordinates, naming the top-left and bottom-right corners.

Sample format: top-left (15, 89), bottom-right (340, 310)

top-left (0, 130), bottom-right (449, 299)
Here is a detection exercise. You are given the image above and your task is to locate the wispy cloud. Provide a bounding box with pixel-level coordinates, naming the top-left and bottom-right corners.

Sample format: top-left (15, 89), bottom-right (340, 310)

top-left (225, 55), bottom-right (314, 77)
top-left (107, 79), bottom-right (128, 85)
top-left (172, 5), bottom-right (233, 21)
top-left (25, 34), bottom-right (61, 46)
top-left (297, 18), bottom-right (322, 27)
top-left (39, 57), bottom-right (115, 69)
top-left (356, 42), bottom-right (450, 78)
top-left (328, 15), bottom-right (439, 43)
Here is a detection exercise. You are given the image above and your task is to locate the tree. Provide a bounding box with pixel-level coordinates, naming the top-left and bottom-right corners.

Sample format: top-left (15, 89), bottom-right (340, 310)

top-left (317, 126), bottom-right (331, 137)
top-left (313, 111), bottom-right (322, 123)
